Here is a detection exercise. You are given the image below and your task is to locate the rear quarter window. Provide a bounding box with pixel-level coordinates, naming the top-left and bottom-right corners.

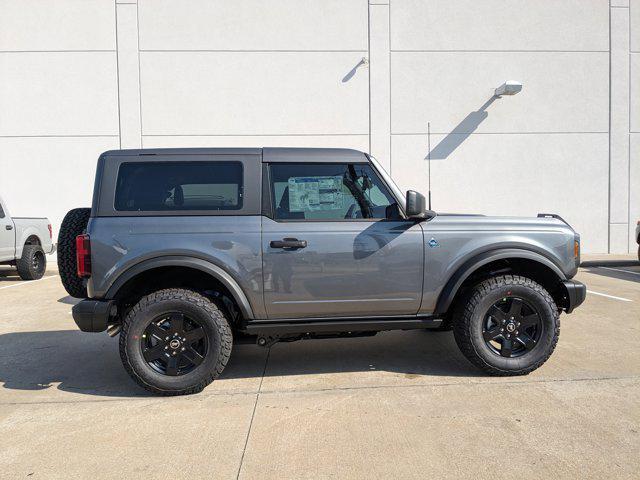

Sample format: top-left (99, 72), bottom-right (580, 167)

top-left (114, 161), bottom-right (243, 212)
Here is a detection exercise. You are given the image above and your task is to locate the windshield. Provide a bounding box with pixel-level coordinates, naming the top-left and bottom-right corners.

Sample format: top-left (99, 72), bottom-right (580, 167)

top-left (368, 155), bottom-right (406, 209)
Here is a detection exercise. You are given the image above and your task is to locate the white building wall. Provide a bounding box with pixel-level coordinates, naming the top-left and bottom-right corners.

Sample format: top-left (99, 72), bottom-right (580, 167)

top-left (0, 0), bottom-right (637, 254)
top-left (0, 0), bottom-right (119, 244)
top-left (631, 0), bottom-right (640, 251)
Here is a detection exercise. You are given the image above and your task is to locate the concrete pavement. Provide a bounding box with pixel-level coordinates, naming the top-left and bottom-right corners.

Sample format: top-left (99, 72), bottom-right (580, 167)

top-left (0, 264), bottom-right (638, 479)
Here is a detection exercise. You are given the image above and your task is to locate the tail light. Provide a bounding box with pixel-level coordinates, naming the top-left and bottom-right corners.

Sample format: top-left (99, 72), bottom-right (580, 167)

top-left (76, 234), bottom-right (91, 278)
top-left (47, 224), bottom-right (52, 239)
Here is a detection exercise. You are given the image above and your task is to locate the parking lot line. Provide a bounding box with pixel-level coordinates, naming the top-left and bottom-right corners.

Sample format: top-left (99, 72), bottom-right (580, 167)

top-left (586, 290), bottom-right (633, 302)
top-left (598, 266), bottom-right (640, 276)
top-left (0, 275), bottom-right (58, 291)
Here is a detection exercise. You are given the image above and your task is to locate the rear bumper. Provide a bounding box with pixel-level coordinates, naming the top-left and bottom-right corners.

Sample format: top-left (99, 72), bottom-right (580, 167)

top-left (560, 280), bottom-right (586, 314)
top-left (72, 299), bottom-right (114, 332)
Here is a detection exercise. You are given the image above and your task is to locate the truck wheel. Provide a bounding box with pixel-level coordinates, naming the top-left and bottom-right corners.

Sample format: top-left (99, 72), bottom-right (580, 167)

top-left (453, 275), bottom-right (559, 376)
top-left (16, 244), bottom-right (46, 280)
top-left (119, 288), bottom-right (233, 396)
top-left (57, 208), bottom-right (90, 298)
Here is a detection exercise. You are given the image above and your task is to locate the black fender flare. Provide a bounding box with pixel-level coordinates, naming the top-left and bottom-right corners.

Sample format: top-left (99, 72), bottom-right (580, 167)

top-left (434, 248), bottom-right (566, 315)
top-left (105, 255), bottom-right (255, 319)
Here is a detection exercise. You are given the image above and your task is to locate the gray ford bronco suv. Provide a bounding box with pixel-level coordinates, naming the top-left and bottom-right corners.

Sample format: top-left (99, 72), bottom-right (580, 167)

top-left (58, 148), bottom-right (586, 395)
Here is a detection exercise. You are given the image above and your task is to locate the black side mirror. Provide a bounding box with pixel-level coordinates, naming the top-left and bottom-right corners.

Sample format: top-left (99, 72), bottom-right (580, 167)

top-left (406, 190), bottom-right (435, 220)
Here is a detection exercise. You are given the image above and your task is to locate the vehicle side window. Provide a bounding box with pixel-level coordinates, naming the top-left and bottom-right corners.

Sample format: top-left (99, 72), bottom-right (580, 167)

top-left (114, 161), bottom-right (243, 212)
top-left (0, 204), bottom-right (4, 218)
top-left (269, 163), bottom-right (401, 221)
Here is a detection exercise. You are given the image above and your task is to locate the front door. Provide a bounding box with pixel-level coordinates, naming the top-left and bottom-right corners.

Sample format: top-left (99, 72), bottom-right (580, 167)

top-left (262, 161), bottom-right (424, 319)
top-left (0, 203), bottom-right (15, 262)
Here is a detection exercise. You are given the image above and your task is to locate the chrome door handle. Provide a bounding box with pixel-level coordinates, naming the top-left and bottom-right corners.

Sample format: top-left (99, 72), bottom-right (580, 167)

top-left (270, 238), bottom-right (307, 250)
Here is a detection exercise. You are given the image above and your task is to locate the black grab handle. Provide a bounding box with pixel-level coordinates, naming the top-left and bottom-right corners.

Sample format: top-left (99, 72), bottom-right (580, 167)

top-left (270, 238), bottom-right (307, 250)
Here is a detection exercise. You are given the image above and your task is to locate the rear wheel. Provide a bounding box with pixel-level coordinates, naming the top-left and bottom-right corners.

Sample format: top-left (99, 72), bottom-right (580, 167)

top-left (119, 288), bottom-right (233, 396)
top-left (453, 275), bottom-right (559, 376)
top-left (57, 208), bottom-right (90, 298)
top-left (16, 244), bottom-right (46, 280)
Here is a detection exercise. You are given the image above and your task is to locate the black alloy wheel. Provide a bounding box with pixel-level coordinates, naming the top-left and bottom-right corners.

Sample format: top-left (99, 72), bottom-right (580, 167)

top-left (120, 289), bottom-right (233, 395)
top-left (32, 249), bottom-right (45, 276)
top-left (141, 312), bottom-right (208, 376)
top-left (453, 275), bottom-right (560, 376)
top-left (482, 297), bottom-right (543, 358)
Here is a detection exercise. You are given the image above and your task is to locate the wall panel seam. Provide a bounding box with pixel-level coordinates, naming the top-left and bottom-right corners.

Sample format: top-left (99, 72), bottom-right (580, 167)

top-left (607, 4), bottom-right (612, 252)
top-left (115, 2), bottom-right (122, 149)
top-left (390, 50), bottom-right (609, 53)
top-left (0, 50), bottom-right (116, 53)
top-left (0, 135), bottom-right (119, 138)
top-left (390, 132), bottom-right (609, 136)
top-left (136, 1), bottom-right (143, 145)
top-left (628, 1), bottom-right (632, 250)
top-left (388, 0), bottom-right (392, 174)
top-left (139, 49), bottom-right (369, 53)
top-left (141, 134), bottom-right (370, 138)
top-left (628, 133), bottom-right (631, 244)
top-left (368, 3), bottom-right (372, 156)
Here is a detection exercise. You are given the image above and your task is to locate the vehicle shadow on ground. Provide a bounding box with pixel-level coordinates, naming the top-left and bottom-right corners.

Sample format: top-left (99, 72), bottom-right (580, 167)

top-left (0, 268), bottom-right (18, 281)
top-left (583, 266), bottom-right (640, 284)
top-left (0, 329), bottom-right (479, 398)
top-left (0, 269), bottom-right (57, 282)
top-left (57, 295), bottom-right (80, 305)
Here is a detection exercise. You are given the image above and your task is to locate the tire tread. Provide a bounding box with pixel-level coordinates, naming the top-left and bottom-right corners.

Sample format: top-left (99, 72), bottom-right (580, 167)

top-left (57, 208), bottom-right (91, 298)
top-left (453, 274), bottom-right (560, 376)
top-left (16, 244), bottom-right (45, 280)
top-left (119, 288), bottom-right (233, 396)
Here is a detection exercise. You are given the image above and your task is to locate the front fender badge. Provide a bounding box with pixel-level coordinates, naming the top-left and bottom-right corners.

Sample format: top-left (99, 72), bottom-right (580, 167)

top-left (428, 237), bottom-right (439, 248)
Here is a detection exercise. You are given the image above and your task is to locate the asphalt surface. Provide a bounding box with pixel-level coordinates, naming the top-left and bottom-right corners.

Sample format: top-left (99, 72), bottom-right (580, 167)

top-left (0, 261), bottom-right (639, 479)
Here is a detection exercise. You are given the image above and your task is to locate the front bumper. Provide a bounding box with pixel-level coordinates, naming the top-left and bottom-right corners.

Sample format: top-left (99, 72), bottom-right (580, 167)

top-left (72, 299), bottom-right (114, 332)
top-left (560, 280), bottom-right (586, 313)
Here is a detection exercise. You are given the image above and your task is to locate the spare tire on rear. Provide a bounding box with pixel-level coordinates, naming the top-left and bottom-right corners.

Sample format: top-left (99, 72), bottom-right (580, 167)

top-left (57, 208), bottom-right (91, 298)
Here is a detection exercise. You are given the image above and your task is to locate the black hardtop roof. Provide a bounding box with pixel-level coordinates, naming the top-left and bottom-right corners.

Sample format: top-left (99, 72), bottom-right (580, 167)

top-left (100, 147), bottom-right (368, 163)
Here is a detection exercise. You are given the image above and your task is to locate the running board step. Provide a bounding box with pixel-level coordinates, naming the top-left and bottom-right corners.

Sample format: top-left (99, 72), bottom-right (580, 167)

top-left (243, 317), bottom-right (442, 335)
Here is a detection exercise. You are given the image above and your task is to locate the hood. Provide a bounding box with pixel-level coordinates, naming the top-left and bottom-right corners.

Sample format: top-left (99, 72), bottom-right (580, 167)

top-left (428, 212), bottom-right (577, 236)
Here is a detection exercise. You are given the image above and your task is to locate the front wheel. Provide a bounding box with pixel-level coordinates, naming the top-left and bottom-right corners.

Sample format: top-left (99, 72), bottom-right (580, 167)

top-left (119, 288), bottom-right (233, 395)
top-left (453, 275), bottom-right (560, 376)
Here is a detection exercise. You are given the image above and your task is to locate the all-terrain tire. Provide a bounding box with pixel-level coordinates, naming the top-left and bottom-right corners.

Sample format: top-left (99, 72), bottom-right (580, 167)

top-left (453, 275), bottom-right (560, 376)
top-left (57, 208), bottom-right (91, 298)
top-left (16, 244), bottom-right (46, 280)
top-left (119, 288), bottom-right (233, 396)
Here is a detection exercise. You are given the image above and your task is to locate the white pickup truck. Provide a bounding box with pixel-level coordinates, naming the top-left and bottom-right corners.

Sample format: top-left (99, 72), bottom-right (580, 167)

top-left (0, 195), bottom-right (54, 280)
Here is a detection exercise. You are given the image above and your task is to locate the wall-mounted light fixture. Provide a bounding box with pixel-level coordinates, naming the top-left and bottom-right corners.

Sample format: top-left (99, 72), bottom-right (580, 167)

top-left (495, 80), bottom-right (522, 97)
